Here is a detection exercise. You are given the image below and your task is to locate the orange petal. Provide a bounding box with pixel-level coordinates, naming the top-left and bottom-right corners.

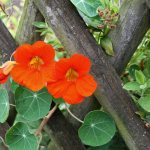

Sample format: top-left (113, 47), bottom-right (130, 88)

top-left (76, 74), bottom-right (97, 97)
top-left (10, 65), bottom-right (28, 86)
top-left (23, 70), bottom-right (46, 91)
top-left (55, 58), bottom-right (71, 80)
top-left (41, 62), bottom-right (56, 82)
top-left (71, 54), bottom-right (91, 76)
top-left (11, 65), bottom-right (46, 91)
top-left (47, 80), bottom-right (70, 98)
top-left (63, 83), bottom-right (84, 104)
top-left (14, 44), bottom-right (32, 65)
top-left (31, 41), bottom-right (55, 65)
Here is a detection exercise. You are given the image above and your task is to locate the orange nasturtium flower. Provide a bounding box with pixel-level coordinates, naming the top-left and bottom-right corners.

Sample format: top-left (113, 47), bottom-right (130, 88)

top-left (0, 61), bottom-right (16, 84)
top-left (47, 54), bottom-right (97, 104)
top-left (10, 41), bottom-right (55, 91)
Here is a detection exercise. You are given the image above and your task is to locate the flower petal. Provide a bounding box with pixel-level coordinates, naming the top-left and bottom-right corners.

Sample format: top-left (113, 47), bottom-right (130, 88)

top-left (31, 41), bottom-right (55, 65)
top-left (0, 69), bottom-right (8, 84)
top-left (55, 58), bottom-right (71, 80)
top-left (47, 80), bottom-right (70, 98)
top-left (10, 65), bottom-right (28, 86)
top-left (71, 54), bottom-right (91, 76)
top-left (76, 74), bottom-right (97, 97)
top-left (14, 44), bottom-right (32, 65)
top-left (11, 65), bottom-right (46, 91)
top-left (40, 61), bottom-right (56, 82)
top-left (63, 83), bottom-right (84, 104)
top-left (23, 70), bottom-right (46, 91)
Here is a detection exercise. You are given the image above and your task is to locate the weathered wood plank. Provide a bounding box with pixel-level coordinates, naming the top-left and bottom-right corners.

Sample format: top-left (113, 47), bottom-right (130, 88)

top-left (146, 0), bottom-right (150, 8)
top-left (109, 0), bottom-right (150, 74)
top-left (46, 109), bottom-right (86, 150)
top-left (34, 0), bottom-right (150, 149)
top-left (0, 21), bottom-right (17, 63)
top-left (16, 0), bottom-right (44, 44)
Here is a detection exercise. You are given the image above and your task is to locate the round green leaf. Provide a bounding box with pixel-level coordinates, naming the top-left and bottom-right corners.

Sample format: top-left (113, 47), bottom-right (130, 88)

top-left (5, 122), bottom-right (38, 150)
top-left (78, 110), bottom-right (116, 146)
top-left (15, 114), bottom-right (40, 134)
top-left (15, 86), bottom-right (52, 121)
top-left (0, 87), bottom-right (10, 123)
top-left (139, 96), bottom-right (150, 113)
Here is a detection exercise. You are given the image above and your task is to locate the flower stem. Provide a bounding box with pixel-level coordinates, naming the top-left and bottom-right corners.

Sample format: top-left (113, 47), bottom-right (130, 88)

top-left (35, 104), bottom-right (58, 136)
top-left (9, 51), bottom-right (15, 61)
top-left (0, 136), bottom-right (8, 148)
top-left (65, 103), bottom-right (84, 124)
top-left (9, 104), bottom-right (16, 107)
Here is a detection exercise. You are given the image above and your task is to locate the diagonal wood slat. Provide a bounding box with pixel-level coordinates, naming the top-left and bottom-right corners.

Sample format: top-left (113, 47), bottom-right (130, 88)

top-left (0, 21), bottom-right (17, 63)
top-left (109, 0), bottom-right (150, 74)
top-left (146, 0), bottom-right (150, 9)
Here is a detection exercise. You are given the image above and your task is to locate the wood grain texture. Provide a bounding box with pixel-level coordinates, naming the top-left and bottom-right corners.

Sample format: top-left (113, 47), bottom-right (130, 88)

top-left (0, 21), bottom-right (17, 63)
top-left (109, 0), bottom-right (150, 74)
top-left (46, 109), bottom-right (86, 150)
top-left (0, 122), bottom-right (9, 150)
top-left (34, 0), bottom-right (150, 149)
top-left (16, 0), bottom-right (44, 44)
top-left (146, 0), bottom-right (150, 9)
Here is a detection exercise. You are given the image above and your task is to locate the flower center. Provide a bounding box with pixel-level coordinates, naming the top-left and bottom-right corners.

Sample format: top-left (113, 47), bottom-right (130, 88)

top-left (66, 68), bottom-right (78, 81)
top-left (29, 56), bottom-right (44, 69)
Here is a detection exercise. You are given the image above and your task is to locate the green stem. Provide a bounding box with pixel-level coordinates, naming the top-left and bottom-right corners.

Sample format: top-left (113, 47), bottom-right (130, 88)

top-left (65, 103), bottom-right (84, 124)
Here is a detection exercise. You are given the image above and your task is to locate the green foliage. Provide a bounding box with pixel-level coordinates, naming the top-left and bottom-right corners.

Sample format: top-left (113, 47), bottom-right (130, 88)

top-left (88, 133), bottom-right (128, 150)
top-left (5, 122), bottom-right (38, 150)
top-left (78, 110), bottom-right (116, 146)
top-left (79, 11), bottom-right (102, 28)
top-left (122, 30), bottom-right (150, 124)
top-left (138, 96), bottom-right (150, 113)
top-left (52, 97), bottom-right (64, 104)
top-left (0, 87), bottom-right (9, 123)
top-left (33, 21), bottom-right (52, 36)
top-left (70, 0), bottom-right (119, 56)
top-left (15, 86), bottom-right (52, 121)
top-left (135, 70), bottom-right (146, 85)
top-left (15, 114), bottom-right (40, 134)
top-left (101, 36), bottom-right (114, 56)
top-left (123, 82), bottom-right (140, 91)
top-left (10, 78), bottom-right (19, 94)
top-left (33, 21), bottom-right (48, 28)
top-left (70, 0), bottom-right (101, 17)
